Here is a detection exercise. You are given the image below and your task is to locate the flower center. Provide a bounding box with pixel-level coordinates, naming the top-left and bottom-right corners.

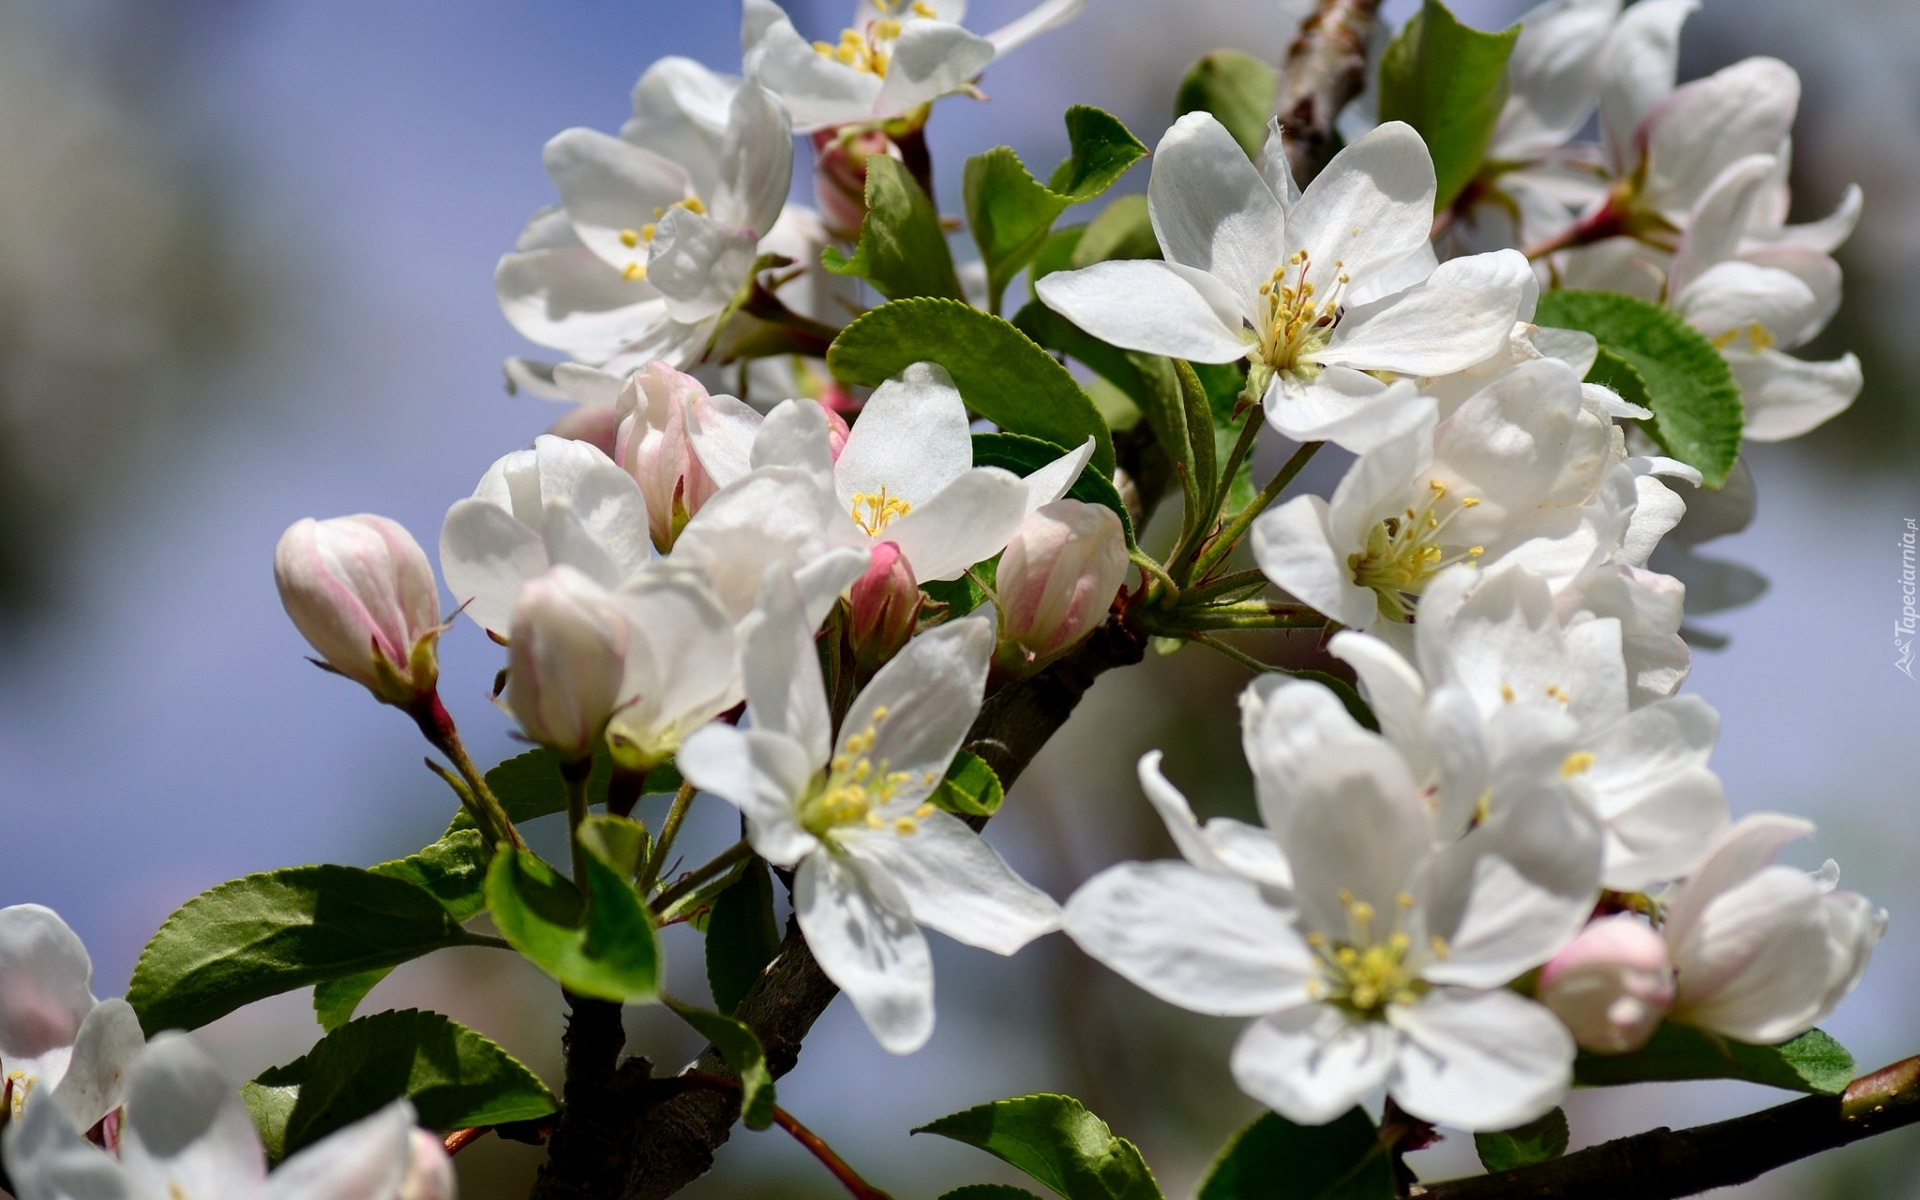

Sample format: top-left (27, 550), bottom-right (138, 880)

top-left (1252, 250), bottom-right (1349, 376)
top-left (615, 196), bottom-right (708, 281)
top-left (1305, 890), bottom-right (1447, 1017)
top-left (851, 487), bottom-right (913, 537)
top-left (1708, 321), bottom-right (1776, 353)
top-left (1346, 481), bottom-right (1483, 622)
top-left (5, 1069), bottom-right (32, 1119)
top-left (812, 4), bottom-right (938, 76)
top-left (799, 709), bottom-right (937, 837)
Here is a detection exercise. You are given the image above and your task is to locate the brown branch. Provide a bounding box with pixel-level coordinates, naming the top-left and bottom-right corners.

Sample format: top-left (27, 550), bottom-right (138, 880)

top-left (1275, 0), bottom-right (1383, 184)
top-left (1415, 1054), bottom-right (1920, 1200)
top-left (528, 994), bottom-right (634, 1200)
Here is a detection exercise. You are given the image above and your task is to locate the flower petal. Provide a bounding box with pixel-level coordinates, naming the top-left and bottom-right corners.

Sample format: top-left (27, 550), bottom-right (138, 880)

top-left (678, 725), bottom-right (820, 867)
top-left (1597, 0), bottom-right (1697, 174)
top-left (841, 616), bottom-right (992, 804)
top-left (842, 810), bottom-right (1059, 955)
top-left (1640, 57), bottom-right (1799, 217)
top-left (1252, 495), bottom-right (1380, 629)
top-left (1035, 259), bottom-right (1250, 363)
top-left (1019, 437), bottom-right (1096, 515)
top-left (0, 905), bottom-right (95, 1063)
top-left (440, 498), bottom-right (549, 636)
top-left (542, 127), bottom-right (693, 273)
top-left (49, 999), bottom-right (144, 1132)
top-left (835, 363), bottom-right (975, 511)
top-left (1231, 1006), bottom-right (1399, 1125)
top-left (741, 0), bottom-right (884, 131)
top-left (265, 1098), bottom-right (416, 1200)
top-left (646, 207), bottom-right (758, 324)
top-left (1387, 989), bottom-right (1573, 1130)
top-left (1149, 112), bottom-right (1287, 309)
top-left (872, 21), bottom-right (997, 117)
top-left (1285, 121), bottom-right (1436, 293)
top-left (984, 0), bottom-right (1088, 52)
top-left (739, 566), bottom-right (831, 766)
top-left (118, 1033), bottom-right (268, 1199)
top-left (495, 247), bottom-right (666, 364)
top-left (884, 467), bottom-right (1031, 582)
top-left (1493, 0), bottom-right (1621, 160)
top-left (1318, 250), bottom-right (1531, 378)
top-left (711, 83), bottom-right (792, 238)
top-left (4, 1095), bottom-right (136, 1200)
top-left (1730, 350), bottom-right (1861, 442)
top-left (794, 850), bottom-right (935, 1054)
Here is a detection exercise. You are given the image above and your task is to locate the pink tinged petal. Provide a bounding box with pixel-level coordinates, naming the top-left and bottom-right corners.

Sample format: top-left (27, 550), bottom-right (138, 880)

top-left (740, 567), bottom-right (833, 767)
top-left (541, 127), bottom-right (694, 272)
top-left (1662, 812), bottom-right (1813, 953)
top-left (1386, 989), bottom-right (1574, 1131)
top-left (1667, 154), bottom-right (1779, 299)
top-left (1492, 0), bottom-right (1621, 161)
top-left (840, 810), bottom-right (1060, 955)
top-left (265, 1098), bottom-right (416, 1200)
top-left (1252, 496), bottom-right (1382, 630)
top-left (1731, 350), bottom-right (1861, 442)
top-left (843, 617), bottom-right (993, 805)
top-left (399, 1128), bottom-right (457, 1200)
top-left (1148, 112), bottom-right (1287, 308)
top-left (794, 850), bottom-right (935, 1054)
top-left (1067, 861), bottom-right (1311, 1017)
top-left (1317, 250), bottom-right (1532, 378)
top-left (1284, 121), bottom-right (1437, 293)
top-left (1231, 1006), bottom-right (1399, 1125)
top-left (995, 500), bottom-right (1128, 661)
top-left (118, 1033), bottom-right (269, 1199)
top-left (1596, 0), bottom-right (1697, 174)
top-left (711, 83), bottom-right (793, 238)
top-left (984, 0), bottom-right (1087, 52)
top-left (883, 468), bottom-right (1030, 582)
top-left (495, 246), bottom-right (666, 364)
top-left (871, 21), bottom-right (996, 118)
top-left (678, 725), bottom-right (820, 868)
top-left (835, 362), bottom-right (974, 511)
top-left (505, 567), bottom-right (633, 758)
top-left (1035, 259), bottom-right (1250, 363)
top-left (274, 516), bottom-right (440, 696)
top-left (1538, 914), bottom-right (1675, 1054)
top-left (50, 999), bottom-right (144, 1132)
top-left (439, 499), bottom-right (548, 637)
top-left (1639, 58), bottom-right (1800, 217)
top-left (0, 905), bottom-right (96, 1062)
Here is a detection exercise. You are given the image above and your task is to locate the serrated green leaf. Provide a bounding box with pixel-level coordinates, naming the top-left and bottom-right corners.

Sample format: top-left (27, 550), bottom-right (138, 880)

top-left (1474, 1108), bottom-right (1569, 1173)
top-left (485, 842), bottom-right (660, 1003)
top-left (828, 298), bottom-right (1114, 476)
top-left (928, 750), bottom-right (1006, 818)
top-left (706, 860), bottom-right (781, 1017)
top-left (577, 814), bottom-right (649, 880)
top-left (1587, 346), bottom-right (1654, 413)
top-left (1175, 359), bottom-right (1220, 539)
top-left (128, 867), bottom-right (479, 1035)
top-left (1575, 1024), bottom-right (1853, 1095)
top-left (1176, 51), bottom-right (1278, 159)
top-left (1047, 107), bottom-right (1151, 201)
top-left (664, 997), bottom-right (776, 1130)
top-left (943, 1189), bottom-right (1049, 1200)
top-left (312, 971), bottom-right (388, 1034)
top-left (242, 1008), bottom-right (556, 1161)
top-left (373, 829), bottom-right (491, 922)
top-left (1197, 1108), bottom-right (1393, 1200)
top-left (451, 749), bottom-right (678, 836)
top-left (972, 431), bottom-right (1135, 547)
top-left (1533, 289), bottom-right (1744, 486)
top-left (1033, 225), bottom-right (1086, 284)
top-left (824, 154), bottom-right (962, 302)
top-left (1378, 0), bottom-right (1521, 210)
top-left (923, 571), bottom-right (990, 619)
top-left (1072, 196), bottom-right (1159, 269)
top-left (915, 1094), bottom-right (1163, 1200)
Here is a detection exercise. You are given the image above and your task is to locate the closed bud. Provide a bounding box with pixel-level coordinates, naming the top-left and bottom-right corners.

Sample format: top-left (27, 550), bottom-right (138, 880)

top-left (848, 541), bottom-right (920, 674)
top-left (1538, 914), bottom-right (1675, 1054)
top-left (615, 362), bottom-right (721, 553)
top-left (274, 515), bottom-right (443, 707)
top-left (810, 127), bottom-right (903, 241)
top-left (993, 500), bottom-right (1129, 676)
top-left (504, 566), bottom-right (631, 759)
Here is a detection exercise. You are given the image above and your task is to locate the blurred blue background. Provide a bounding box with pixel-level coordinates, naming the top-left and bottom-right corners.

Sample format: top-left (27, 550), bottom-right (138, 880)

top-left (1, 0), bottom-right (1916, 1195)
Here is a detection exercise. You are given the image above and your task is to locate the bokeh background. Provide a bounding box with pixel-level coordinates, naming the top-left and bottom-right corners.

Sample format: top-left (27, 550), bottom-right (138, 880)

top-left (1, 0), bottom-right (1917, 1195)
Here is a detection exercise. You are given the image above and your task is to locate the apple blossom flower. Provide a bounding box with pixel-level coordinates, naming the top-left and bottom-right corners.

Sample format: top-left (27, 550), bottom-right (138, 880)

top-left (1066, 678), bottom-right (1598, 1130)
top-left (1663, 815), bottom-right (1885, 1044)
top-left (992, 498), bottom-right (1128, 675)
top-left (741, 0), bottom-right (1088, 133)
top-left (1537, 913), bottom-right (1675, 1053)
top-left (275, 515), bottom-right (445, 708)
top-left (440, 435), bottom-right (652, 638)
top-left (0, 906), bottom-right (144, 1132)
top-left (1035, 115), bottom-right (1534, 450)
top-left (613, 361), bottom-right (760, 552)
top-left (2, 1033), bottom-right (453, 1200)
top-left (504, 566), bottom-right (639, 760)
top-left (677, 570), bottom-right (1059, 1054)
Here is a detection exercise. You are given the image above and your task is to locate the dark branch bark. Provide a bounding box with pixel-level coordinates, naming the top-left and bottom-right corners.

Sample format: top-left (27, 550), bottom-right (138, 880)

top-left (528, 995), bottom-right (635, 1200)
top-left (1275, 0), bottom-right (1382, 183)
top-left (1416, 1055), bottom-right (1920, 1200)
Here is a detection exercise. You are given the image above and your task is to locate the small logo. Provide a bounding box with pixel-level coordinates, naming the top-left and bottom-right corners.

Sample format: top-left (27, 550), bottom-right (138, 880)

top-left (1899, 518), bottom-right (1916, 679)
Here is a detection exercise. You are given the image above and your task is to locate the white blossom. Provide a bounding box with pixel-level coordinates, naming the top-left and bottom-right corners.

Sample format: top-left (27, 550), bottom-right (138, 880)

top-left (0, 906), bottom-right (144, 1132)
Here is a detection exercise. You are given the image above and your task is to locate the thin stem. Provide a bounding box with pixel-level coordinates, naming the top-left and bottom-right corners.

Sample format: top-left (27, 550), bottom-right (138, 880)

top-left (443, 1127), bottom-right (491, 1156)
top-left (561, 756), bottom-right (593, 894)
top-left (1149, 604), bottom-right (1326, 633)
top-left (677, 1075), bottom-right (895, 1200)
top-left (1130, 550), bottom-right (1181, 603)
top-left (1187, 630), bottom-right (1283, 674)
top-left (641, 780), bottom-right (698, 894)
top-left (650, 839), bottom-right (754, 916)
top-left (1189, 440), bottom-right (1323, 578)
top-left (409, 692), bottom-right (523, 850)
top-left (1169, 568), bottom-right (1270, 607)
top-left (1211, 398), bottom-right (1266, 513)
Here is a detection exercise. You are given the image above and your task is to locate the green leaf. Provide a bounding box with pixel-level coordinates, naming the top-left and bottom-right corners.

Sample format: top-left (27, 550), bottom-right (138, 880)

top-left (972, 431), bottom-right (1135, 547)
top-left (943, 1189), bottom-right (1049, 1200)
top-left (312, 971), bottom-right (388, 1034)
top-left (1033, 225), bottom-right (1086, 284)
top-left (372, 829), bottom-right (491, 922)
top-left (577, 814), bottom-right (649, 880)
top-left (1197, 1108), bottom-right (1394, 1200)
top-left (451, 749), bottom-right (678, 835)
top-left (1473, 1108), bottom-right (1569, 1173)
top-left (242, 1009), bottom-right (556, 1161)
top-left (828, 298), bottom-right (1115, 476)
top-left (484, 842), bottom-right (661, 1003)
top-left (927, 750), bottom-right (1006, 818)
top-left (1533, 290), bottom-right (1744, 486)
top-left (1175, 51), bottom-right (1279, 159)
top-left (1072, 196), bottom-right (1159, 269)
top-left (663, 997), bottom-right (776, 1130)
top-left (1587, 346), bottom-right (1654, 414)
top-left (128, 866), bottom-right (479, 1035)
top-left (923, 572), bottom-right (989, 619)
top-left (1174, 360), bottom-right (1220, 538)
top-left (915, 1094), bottom-right (1163, 1200)
top-left (1377, 0), bottom-right (1521, 210)
top-left (824, 154), bottom-right (963, 302)
top-left (1574, 1024), bottom-right (1854, 1095)
top-left (706, 860), bottom-right (781, 1017)
top-left (1047, 107), bottom-right (1151, 202)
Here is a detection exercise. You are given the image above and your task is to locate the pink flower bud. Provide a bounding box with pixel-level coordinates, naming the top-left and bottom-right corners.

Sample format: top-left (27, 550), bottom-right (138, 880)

top-left (275, 515), bottom-right (442, 706)
top-left (615, 362), bottom-right (719, 553)
top-left (848, 542), bottom-right (920, 673)
top-left (547, 402), bottom-right (621, 458)
top-left (504, 566), bottom-right (630, 759)
top-left (811, 127), bottom-right (903, 241)
top-left (400, 1128), bottom-right (457, 1200)
top-left (994, 500), bottom-right (1129, 675)
top-left (824, 406), bottom-right (852, 461)
top-left (1538, 914), bottom-right (1675, 1054)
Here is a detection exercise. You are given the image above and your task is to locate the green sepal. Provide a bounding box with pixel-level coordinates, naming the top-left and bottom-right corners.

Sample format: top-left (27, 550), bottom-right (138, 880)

top-left (1196, 1107), bottom-right (1394, 1200)
top-left (915, 1093), bottom-right (1163, 1200)
top-left (663, 997), bottom-right (776, 1130)
top-left (928, 750), bottom-right (1005, 818)
top-left (1377, 0), bottom-right (1522, 210)
top-left (823, 154), bottom-right (963, 302)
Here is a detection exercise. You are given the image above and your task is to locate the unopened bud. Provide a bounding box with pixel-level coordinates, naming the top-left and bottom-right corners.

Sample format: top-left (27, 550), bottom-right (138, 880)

top-left (811, 127), bottom-right (903, 241)
top-left (993, 500), bottom-right (1129, 675)
top-left (547, 402), bottom-right (622, 458)
top-left (275, 515), bottom-right (443, 706)
top-left (1538, 914), bottom-right (1675, 1054)
top-left (824, 405), bottom-right (852, 460)
top-left (849, 542), bottom-right (921, 673)
top-left (504, 566), bottom-right (630, 759)
top-left (615, 362), bottom-right (720, 553)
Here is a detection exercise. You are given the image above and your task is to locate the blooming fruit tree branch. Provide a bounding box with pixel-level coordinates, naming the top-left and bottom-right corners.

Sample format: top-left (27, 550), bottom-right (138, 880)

top-left (0, 2), bottom-right (1902, 1200)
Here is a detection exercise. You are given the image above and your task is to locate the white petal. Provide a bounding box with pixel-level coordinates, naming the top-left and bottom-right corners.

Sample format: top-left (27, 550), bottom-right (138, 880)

top-left (1387, 990), bottom-right (1573, 1130)
top-left (885, 468), bottom-right (1031, 582)
top-left (835, 362), bottom-right (974, 510)
top-left (495, 247), bottom-right (666, 364)
top-left (1327, 633), bottom-right (1430, 778)
top-left (440, 499), bottom-right (548, 635)
top-left (1744, 183), bottom-right (1861, 254)
top-left (752, 397), bottom-right (838, 484)
top-left (794, 851), bottom-right (934, 1054)
top-left (50, 999), bottom-right (144, 1132)
top-left (542, 127), bottom-right (692, 272)
top-left (118, 1033), bottom-right (268, 1199)
top-left (621, 56), bottom-right (738, 191)
top-left (1731, 350), bottom-right (1861, 442)
top-left (0, 905), bottom-right (95, 1063)
top-left (1231, 1006), bottom-right (1399, 1125)
top-left (1275, 740), bottom-right (1432, 938)
top-left (1597, 0), bottom-right (1697, 174)
top-left (984, 0), bottom-right (1087, 52)
top-left (1319, 250), bottom-right (1532, 379)
top-left (1252, 496), bottom-right (1380, 629)
top-left (1020, 437), bottom-right (1096, 515)
top-left (1493, 0), bottom-right (1621, 160)
top-left (1581, 696), bottom-right (1728, 890)
top-left (677, 725), bottom-right (820, 867)
top-left (841, 617), bottom-right (992, 802)
top-left (1640, 58), bottom-right (1799, 217)
top-left (872, 21), bottom-right (997, 118)
top-left (610, 572), bottom-right (740, 755)
top-left (1667, 154), bottom-right (1779, 299)
top-left (1257, 118), bottom-right (1302, 212)
top-left (4, 1096), bottom-right (136, 1200)
top-left (1662, 812), bottom-right (1812, 951)
top-left (740, 566), bottom-right (832, 766)
top-left (1263, 371), bottom-right (1430, 455)
top-left (711, 83), bottom-right (793, 238)
top-left (1149, 112), bottom-right (1287, 309)
top-left (685, 391), bottom-right (764, 490)
top-left (672, 466), bottom-right (865, 622)
top-left (646, 207), bottom-right (758, 324)
top-left (841, 811), bottom-right (1059, 955)
top-left (1035, 259), bottom-right (1250, 363)
top-left (1285, 122), bottom-right (1436, 292)
top-left (793, 547), bottom-right (872, 631)
top-left (741, 2), bottom-right (884, 131)
top-left (1676, 261), bottom-right (1819, 351)
top-left (536, 436), bottom-right (653, 581)
top-left (265, 1099), bottom-right (415, 1200)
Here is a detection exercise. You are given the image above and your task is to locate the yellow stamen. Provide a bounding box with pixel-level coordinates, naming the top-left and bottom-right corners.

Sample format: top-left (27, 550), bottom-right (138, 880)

top-left (622, 262), bottom-right (647, 281)
top-left (851, 487), bottom-right (913, 536)
top-left (618, 228), bottom-right (639, 248)
top-left (1559, 751), bottom-right (1597, 778)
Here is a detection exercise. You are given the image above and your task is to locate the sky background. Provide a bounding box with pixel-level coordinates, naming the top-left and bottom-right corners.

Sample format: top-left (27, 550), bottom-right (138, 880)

top-left (1, 0), bottom-right (1918, 1196)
